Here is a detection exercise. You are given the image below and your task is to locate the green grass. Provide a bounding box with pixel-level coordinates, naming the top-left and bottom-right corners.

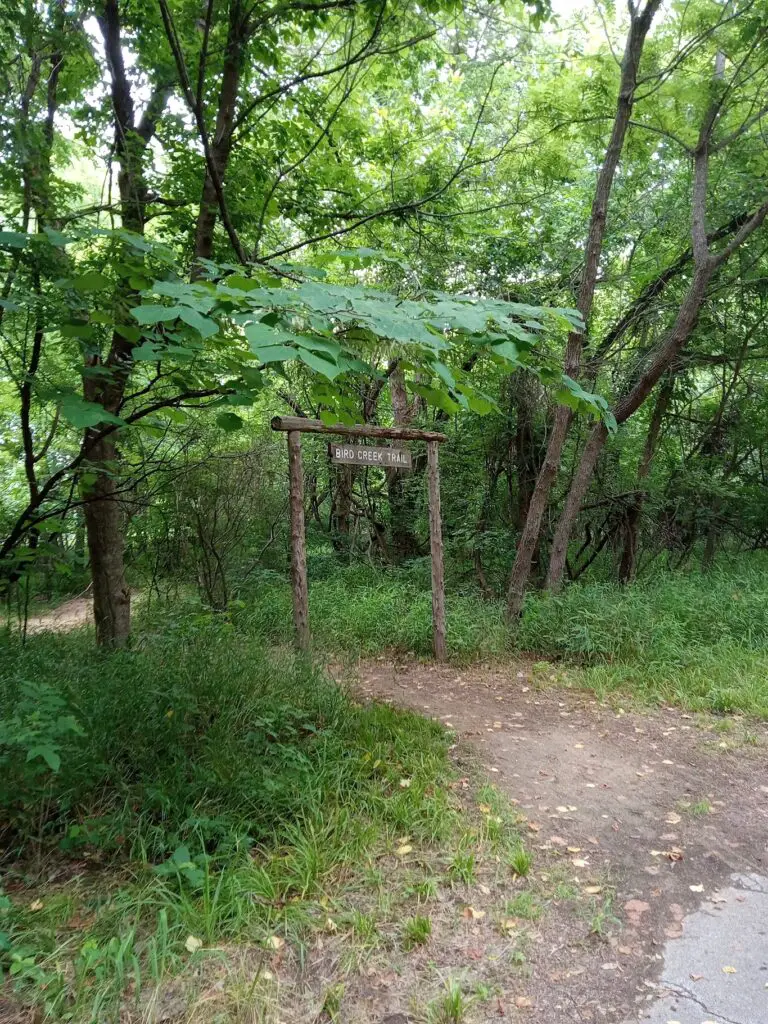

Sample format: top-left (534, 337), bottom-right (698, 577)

top-left (0, 621), bottom-right (461, 1020)
top-left (402, 914), bottom-right (432, 949)
top-left (224, 558), bottom-right (768, 717)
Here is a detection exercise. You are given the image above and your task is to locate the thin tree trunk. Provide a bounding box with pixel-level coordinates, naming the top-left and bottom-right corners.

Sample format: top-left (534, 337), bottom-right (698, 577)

top-left (193, 0), bottom-right (245, 264)
top-left (618, 373), bottom-right (674, 583)
top-left (387, 365), bottom-right (421, 560)
top-left (545, 45), bottom-right (768, 594)
top-left (83, 436), bottom-right (131, 642)
top-left (83, 0), bottom-right (167, 645)
top-left (546, 265), bottom-right (714, 590)
top-left (505, 0), bottom-right (661, 620)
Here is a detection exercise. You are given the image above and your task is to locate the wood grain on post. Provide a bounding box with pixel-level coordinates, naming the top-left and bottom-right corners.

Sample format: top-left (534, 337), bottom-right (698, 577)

top-left (287, 430), bottom-right (309, 651)
top-left (272, 416), bottom-right (447, 444)
top-left (427, 440), bottom-right (447, 660)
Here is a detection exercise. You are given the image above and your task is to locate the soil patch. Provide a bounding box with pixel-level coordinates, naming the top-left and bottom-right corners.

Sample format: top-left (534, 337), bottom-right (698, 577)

top-left (352, 659), bottom-right (768, 1023)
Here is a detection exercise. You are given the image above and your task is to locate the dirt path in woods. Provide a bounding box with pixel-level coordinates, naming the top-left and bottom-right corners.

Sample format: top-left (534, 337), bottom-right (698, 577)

top-left (24, 595), bottom-right (94, 634)
top-left (352, 659), bottom-right (768, 1024)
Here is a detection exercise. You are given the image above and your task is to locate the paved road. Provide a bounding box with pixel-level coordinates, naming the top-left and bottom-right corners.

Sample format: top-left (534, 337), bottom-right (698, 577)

top-left (634, 875), bottom-right (768, 1024)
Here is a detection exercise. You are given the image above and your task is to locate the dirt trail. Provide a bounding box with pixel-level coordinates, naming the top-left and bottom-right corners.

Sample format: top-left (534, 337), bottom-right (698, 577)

top-left (24, 595), bottom-right (94, 634)
top-left (355, 659), bottom-right (768, 1023)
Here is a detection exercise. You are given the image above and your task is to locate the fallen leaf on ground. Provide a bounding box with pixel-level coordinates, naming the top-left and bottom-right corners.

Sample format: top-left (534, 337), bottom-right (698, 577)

top-left (462, 906), bottom-right (485, 920)
top-left (399, 778), bottom-right (411, 788)
top-left (515, 996), bottom-right (533, 1008)
top-left (722, 965), bottom-right (737, 974)
top-left (584, 885), bottom-right (602, 895)
top-left (29, 900), bottom-right (44, 912)
top-left (624, 900), bottom-right (650, 927)
top-left (185, 935), bottom-right (203, 953)
top-left (665, 812), bottom-right (682, 825)
top-left (395, 844), bottom-right (413, 856)
top-left (266, 935), bottom-right (285, 950)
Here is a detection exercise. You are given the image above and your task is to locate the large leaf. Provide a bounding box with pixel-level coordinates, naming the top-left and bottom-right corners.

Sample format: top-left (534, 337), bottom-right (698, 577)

top-left (60, 395), bottom-right (125, 429)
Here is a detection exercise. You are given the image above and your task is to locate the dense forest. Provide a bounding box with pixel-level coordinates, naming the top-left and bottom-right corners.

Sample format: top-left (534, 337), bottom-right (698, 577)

top-left (1, 0), bottom-right (767, 1020)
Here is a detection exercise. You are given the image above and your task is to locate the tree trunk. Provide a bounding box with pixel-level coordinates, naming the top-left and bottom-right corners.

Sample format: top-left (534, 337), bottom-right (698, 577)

top-left (546, 265), bottom-right (715, 591)
top-left (387, 366), bottom-right (422, 560)
top-left (618, 373), bottom-right (674, 582)
top-left (84, 0), bottom-right (167, 645)
top-left (545, 40), bottom-right (768, 595)
top-left (82, 436), bottom-right (131, 643)
top-left (504, 0), bottom-right (661, 621)
top-left (193, 0), bottom-right (245, 264)
top-left (330, 464), bottom-right (353, 554)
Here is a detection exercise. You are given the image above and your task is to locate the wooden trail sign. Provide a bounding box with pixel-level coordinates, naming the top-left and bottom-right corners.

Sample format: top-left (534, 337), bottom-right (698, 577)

top-left (271, 416), bottom-right (447, 659)
top-left (329, 443), bottom-right (412, 469)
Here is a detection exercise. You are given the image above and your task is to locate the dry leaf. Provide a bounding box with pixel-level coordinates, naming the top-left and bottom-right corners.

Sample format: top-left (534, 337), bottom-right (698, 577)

top-left (29, 900), bottom-right (44, 912)
top-left (566, 846), bottom-right (581, 854)
top-left (665, 812), bottom-right (682, 825)
top-left (689, 884), bottom-right (704, 893)
top-left (399, 778), bottom-right (411, 788)
top-left (462, 906), bottom-right (485, 920)
top-left (584, 885), bottom-right (603, 895)
top-left (395, 844), bottom-right (413, 856)
top-left (267, 935), bottom-right (285, 950)
top-left (527, 822), bottom-right (541, 832)
top-left (722, 965), bottom-right (737, 974)
top-left (572, 858), bottom-right (588, 868)
top-left (478, 803), bottom-right (492, 814)
top-left (515, 996), bottom-right (533, 1008)
top-left (185, 935), bottom-right (203, 953)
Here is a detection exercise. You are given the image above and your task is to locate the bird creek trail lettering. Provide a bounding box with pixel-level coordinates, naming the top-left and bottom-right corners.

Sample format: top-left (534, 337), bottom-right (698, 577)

top-left (329, 443), bottom-right (412, 469)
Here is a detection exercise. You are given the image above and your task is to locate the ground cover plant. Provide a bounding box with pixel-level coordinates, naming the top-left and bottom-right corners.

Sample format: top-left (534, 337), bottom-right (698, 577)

top-left (0, 622), bottom-right (457, 1017)
top-left (227, 556), bottom-right (768, 718)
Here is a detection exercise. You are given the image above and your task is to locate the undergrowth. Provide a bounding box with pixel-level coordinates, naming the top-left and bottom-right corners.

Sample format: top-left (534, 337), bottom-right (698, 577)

top-left (0, 623), bottom-right (461, 1020)
top-left (224, 559), bottom-right (768, 716)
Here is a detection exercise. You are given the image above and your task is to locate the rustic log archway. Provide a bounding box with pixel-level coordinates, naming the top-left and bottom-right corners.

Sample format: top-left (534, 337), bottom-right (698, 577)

top-left (271, 416), bottom-right (448, 659)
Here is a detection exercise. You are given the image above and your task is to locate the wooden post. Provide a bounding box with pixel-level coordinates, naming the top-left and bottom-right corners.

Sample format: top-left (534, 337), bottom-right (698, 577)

top-left (272, 416), bottom-right (448, 659)
top-left (287, 430), bottom-right (309, 651)
top-left (427, 440), bottom-right (446, 660)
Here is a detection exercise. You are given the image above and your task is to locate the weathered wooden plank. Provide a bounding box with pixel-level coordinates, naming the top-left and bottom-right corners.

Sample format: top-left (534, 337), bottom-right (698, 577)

top-left (427, 440), bottom-right (447, 660)
top-left (271, 415), bottom-right (447, 443)
top-left (329, 442), bottom-right (412, 469)
top-left (287, 430), bottom-right (309, 651)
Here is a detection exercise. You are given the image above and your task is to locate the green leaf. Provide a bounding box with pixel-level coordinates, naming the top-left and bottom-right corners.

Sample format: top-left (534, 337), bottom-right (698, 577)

top-left (297, 349), bottom-right (342, 379)
top-left (115, 325), bottom-right (143, 343)
top-left (60, 322), bottom-right (96, 340)
top-left (216, 412), bottom-right (245, 432)
top-left (131, 304), bottom-right (185, 325)
top-left (0, 231), bottom-right (28, 249)
top-left (251, 344), bottom-right (298, 363)
top-left (132, 341), bottom-right (164, 361)
top-left (25, 746), bottom-right (61, 772)
top-left (60, 395), bottom-right (125, 429)
top-left (178, 307), bottom-right (219, 339)
top-left (72, 272), bottom-right (111, 293)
